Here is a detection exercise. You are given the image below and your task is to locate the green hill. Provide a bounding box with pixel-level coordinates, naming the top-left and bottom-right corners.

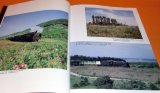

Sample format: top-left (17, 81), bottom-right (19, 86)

top-left (39, 19), bottom-right (68, 40)
top-left (0, 19), bottom-right (68, 70)
top-left (38, 19), bottom-right (68, 27)
top-left (1, 19), bottom-right (68, 40)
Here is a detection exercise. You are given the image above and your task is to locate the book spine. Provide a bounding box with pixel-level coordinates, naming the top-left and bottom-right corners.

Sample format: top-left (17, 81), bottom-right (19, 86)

top-left (0, 6), bottom-right (7, 25)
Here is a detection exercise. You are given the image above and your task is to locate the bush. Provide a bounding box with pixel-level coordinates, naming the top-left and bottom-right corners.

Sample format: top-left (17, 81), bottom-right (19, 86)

top-left (79, 76), bottom-right (89, 86)
top-left (72, 83), bottom-right (79, 88)
top-left (156, 78), bottom-right (160, 85)
top-left (113, 80), bottom-right (133, 89)
top-left (130, 80), bottom-right (148, 90)
top-left (149, 83), bottom-right (159, 90)
top-left (113, 80), bottom-right (150, 90)
top-left (93, 76), bottom-right (113, 89)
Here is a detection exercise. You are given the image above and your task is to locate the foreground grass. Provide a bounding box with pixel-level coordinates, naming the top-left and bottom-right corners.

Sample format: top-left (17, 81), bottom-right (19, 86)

top-left (87, 25), bottom-right (142, 39)
top-left (0, 39), bottom-right (67, 71)
top-left (71, 75), bottom-right (160, 90)
top-left (71, 66), bottom-right (160, 82)
top-left (70, 75), bottom-right (96, 89)
top-left (0, 19), bottom-right (68, 71)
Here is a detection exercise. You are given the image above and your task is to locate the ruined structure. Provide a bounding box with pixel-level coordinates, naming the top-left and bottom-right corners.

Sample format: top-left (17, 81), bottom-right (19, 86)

top-left (90, 15), bottom-right (126, 26)
top-left (8, 31), bottom-right (41, 42)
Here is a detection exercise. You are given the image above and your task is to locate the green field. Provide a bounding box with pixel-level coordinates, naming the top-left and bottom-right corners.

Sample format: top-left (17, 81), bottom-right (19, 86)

top-left (71, 65), bottom-right (160, 82)
top-left (71, 64), bottom-right (160, 89)
top-left (71, 73), bottom-right (160, 90)
top-left (87, 24), bottom-right (142, 39)
top-left (0, 19), bottom-right (68, 71)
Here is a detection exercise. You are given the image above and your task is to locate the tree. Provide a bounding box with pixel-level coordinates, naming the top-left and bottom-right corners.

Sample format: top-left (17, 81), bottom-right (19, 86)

top-left (93, 76), bottom-right (113, 89)
top-left (79, 76), bottom-right (89, 86)
top-left (111, 19), bottom-right (117, 25)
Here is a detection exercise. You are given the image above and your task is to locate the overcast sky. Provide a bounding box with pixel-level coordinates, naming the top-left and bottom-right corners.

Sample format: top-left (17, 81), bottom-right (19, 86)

top-left (85, 7), bottom-right (138, 26)
top-left (0, 10), bottom-right (68, 37)
top-left (70, 42), bottom-right (156, 60)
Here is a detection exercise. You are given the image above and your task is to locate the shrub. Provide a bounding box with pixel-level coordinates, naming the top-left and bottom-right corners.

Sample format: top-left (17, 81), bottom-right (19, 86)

top-left (72, 83), bottom-right (79, 88)
top-left (113, 80), bottom-right (132, 89)
top-left (130, 80), bottom-right (148, 90)
top-left (156, 78), bottom-right (160, 85)
top-left (93, 76), bottom-right (113, 89)
top-left (149, 83), bottom-right (159, 90)
top-left (79, 76), bottom-right (89, 86)
top-left (113, 80), bottom-right (150, 90)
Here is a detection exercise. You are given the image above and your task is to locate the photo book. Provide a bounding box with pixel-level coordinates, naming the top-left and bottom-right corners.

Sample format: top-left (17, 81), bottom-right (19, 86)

top-left (0, 0), bottom-right (159, 93)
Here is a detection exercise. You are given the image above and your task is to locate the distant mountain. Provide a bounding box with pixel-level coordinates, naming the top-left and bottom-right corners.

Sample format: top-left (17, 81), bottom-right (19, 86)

top-left (124, 58), bottom-right (157, 63)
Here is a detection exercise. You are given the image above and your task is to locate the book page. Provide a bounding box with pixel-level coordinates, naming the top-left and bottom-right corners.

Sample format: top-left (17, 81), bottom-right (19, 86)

top-left (0, 0), bottom-right (70, 93)
top-left (70, 5), bottom-right (160, 93)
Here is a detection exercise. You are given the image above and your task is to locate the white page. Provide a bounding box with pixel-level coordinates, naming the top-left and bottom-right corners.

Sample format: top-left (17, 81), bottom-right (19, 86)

top-left (70, 5), bottom-right (160, 93)
top-left (0, 0), bottom-right (70, 93)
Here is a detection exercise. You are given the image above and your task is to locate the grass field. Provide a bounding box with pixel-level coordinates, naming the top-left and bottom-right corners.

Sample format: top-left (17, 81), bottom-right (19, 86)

top-left (0, 38), bottom-right (67, 70)
top-left (0, 19), bottom-right (68, 71)
top-left (70, 75), bottom-right (96, 89)
top-left (71, 66), bottom-right (160, 82)
top-left (71, 75), bottom-right (160, 90)
top-left (87, 24), bottom-right (142, 39)
top-left (71, 65), bottom-right (160, 89)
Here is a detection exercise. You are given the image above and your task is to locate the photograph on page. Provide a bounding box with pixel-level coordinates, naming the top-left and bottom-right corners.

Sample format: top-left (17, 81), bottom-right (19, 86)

top-left (70, 42), bottom-right (160, 90)
top-left (0, 0), bottom-right (69, 71)
top-left (69, 5), bottom-right (160, 91)
top-left (86, 7), bottom-right (142, 39)
top-left (70, 5), bottom-right (149, 44)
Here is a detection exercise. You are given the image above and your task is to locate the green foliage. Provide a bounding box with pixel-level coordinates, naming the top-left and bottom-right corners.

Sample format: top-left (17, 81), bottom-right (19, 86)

top-left (72, 83), bottom-right (79, 88)
top-left (129, 80), bottom-right (148, 90)
top-left (71, 76), bottom-right (92, 89)
top-left (113, 80), bottom-right (133, 89)
top-left (79, 76), bottom-right (89, 86)
top-left (129, 62), bottom-right (159, 68)
top-left (93, 76), bottom-right (113, 89)
top-left (38, 19), bottom-right (68, 27)
top-left (41, 24), bottom-right (68, 40)
top-left (0, 39), bottom-right (67, 70)
top-left (149, 83), bottom-right (159, 90)
top-left (113, 79), bottom-right (160, 90)
top-left (156, 78), bottom-right (160, 84)
top-left (87, 25), bottom-right (142, 39)
top-left (0, 19), bottom-right (68, 70)
top-left (111, 19), bottom-right (117, 25)
top-left (39, 19), bottom-right (68, 40)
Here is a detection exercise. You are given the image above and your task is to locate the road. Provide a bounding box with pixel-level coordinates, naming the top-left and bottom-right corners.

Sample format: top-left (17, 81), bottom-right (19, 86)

top-left (70, 72), bottom-right (130, 81)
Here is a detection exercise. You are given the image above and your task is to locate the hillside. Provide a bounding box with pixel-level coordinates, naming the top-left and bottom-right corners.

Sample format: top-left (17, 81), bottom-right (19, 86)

top-left (1, 19), bottom-right (68, 40)
top-left (38, 19), bottom-right (68, 27)
top-left (0, 19), bottom-right (68, 70)
top-left (39, 19), bottom-right (68, 40)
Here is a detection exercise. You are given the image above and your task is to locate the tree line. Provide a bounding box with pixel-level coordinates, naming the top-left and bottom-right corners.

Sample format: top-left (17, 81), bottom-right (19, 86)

top-left (70, 55), bottom-right (126, 62)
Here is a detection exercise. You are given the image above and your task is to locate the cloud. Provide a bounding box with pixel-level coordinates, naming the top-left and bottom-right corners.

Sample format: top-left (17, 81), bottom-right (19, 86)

top-left (93, 9), bottom-right (138, 26)
top-left (30, 26), bottom-right (43, 33)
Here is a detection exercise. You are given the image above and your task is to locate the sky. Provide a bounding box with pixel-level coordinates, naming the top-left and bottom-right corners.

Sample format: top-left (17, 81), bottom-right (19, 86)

top-left (70, 42), bottom-right (156, 60)
top-left (85, 8), bottom-right (138, 26)
top-left (0, 10), bottom-right (68, 37)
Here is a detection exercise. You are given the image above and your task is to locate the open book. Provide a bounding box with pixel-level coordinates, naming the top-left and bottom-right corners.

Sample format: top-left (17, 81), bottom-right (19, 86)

top-left (0, 0), bottom-right (159, 93)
